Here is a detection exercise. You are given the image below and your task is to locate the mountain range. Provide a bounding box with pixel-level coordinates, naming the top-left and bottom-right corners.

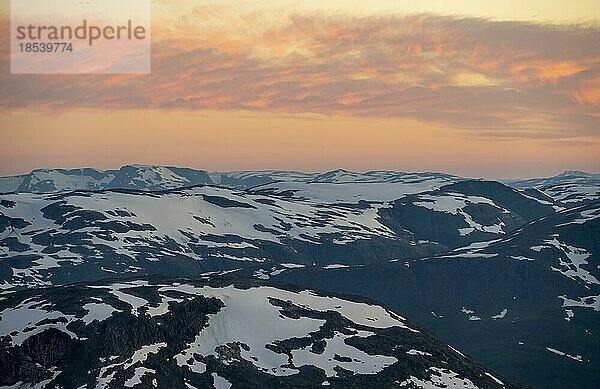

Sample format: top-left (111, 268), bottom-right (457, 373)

top-left (1, 165), bottom-right (598, 388)
top-left (1, 166), bottom-right (598, 203)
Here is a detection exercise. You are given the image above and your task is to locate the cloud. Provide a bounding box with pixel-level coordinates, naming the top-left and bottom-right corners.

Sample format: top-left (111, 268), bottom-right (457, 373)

top-left (0, 10), bottom-right (598, 140)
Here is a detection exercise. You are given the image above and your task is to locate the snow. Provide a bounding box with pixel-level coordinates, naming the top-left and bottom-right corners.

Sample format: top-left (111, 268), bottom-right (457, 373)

top-left (542, 239), bottom-right (598, 285)
top-left (3, 168), bottom-right (461, 196)
top-left (491, 309), bottom-right (508, 320)
top-left (290, 330), bottom-right (396, 377)
top-left (565, 310), bottom-right (574, 321)
top-left (439, 239), bottom-right (502, 260)
top-left (559, 295), bottom-right (600, 312)
top-left (414, 193), bottom-right (507, 236)
top-left (212, 373), bottom-right (232, 389)
top-left (124, 342), bottom-right (166, 369)
top-left (557, 207), bottom-right (600, 226)
top-left (448, 346), bottom-right (465, 358)
top-left (415, 193), bottom-right (494, 214)
top-left (0, 299), bottom-right (77, 346)
top-left (253, 269), bottom-right (271, 280)
top-left (253, 267), bottom-right (288, 280)
top-left (0, 170), bottom-right (465, 288)
top-left (255, 178), bottom-right (456, 204)
top-left (485, 372), bottom-right (504, 386)
top-left (546, 347), bottom-right (583, 362)
top-left (146, 296), bottom-right (184, 318)
top-left (322, 264), bottom-right (350, 269)
top-left (517, 190), bottom-right (555, 206)
top-left (89, 281), bottom-right (201, 319)
top-left (460, 307), bottom-right (481, 321)
top-left (280, 263), bottom-right (306, 269)
top-left (509, 172), bottom-right (600, 203)
top-left (407, 349), bottom-right (432, 356)
top-left (200, 269), bottom-right (241, 277)
top-left (96, 283), bottom-right (151, 317)
top-left (543, 184), bottom-right (599, 203)
top-left (96, 366), bottom-right (118, 389)
top-left (398, 367), bottom-right (480, 388)
top-left (441, 252), bottom-right (497, 259)
top-left (96, 341), bottom-right (166, 387)
top-left (0, 184), bottom-right (402, 287)
top-left (162, 284), bottom-right (412, 377)
top-left (21, 169), bottom-right (113, 193)
top-left (136, 166), bottom-right (188, 188)
top-left (210, 170), bottom-right (316, 188)
top-left (81, 302), bottom-right (120, 324)
top-left (124, 367), bottom-right (155, 387)
top-left (175, 350), bottom-right (207, 374)
top-left (510, 255), bottom-right (535, 261)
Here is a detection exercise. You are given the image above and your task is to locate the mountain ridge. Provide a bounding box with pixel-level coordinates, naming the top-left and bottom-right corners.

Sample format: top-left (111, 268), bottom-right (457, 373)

top-left (2, 165), bottom-right (598, 207)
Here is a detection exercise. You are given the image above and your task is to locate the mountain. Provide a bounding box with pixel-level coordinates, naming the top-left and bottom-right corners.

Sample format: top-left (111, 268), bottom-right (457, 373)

top-left (251, 171), bottom-right (460, 203)
top-left (2, 166), bottom-right (598, 208)
top-left (273, 200), bottom-right (600, 388)
top-left (379, 180), bottom-right (557, 249)
top-left (0, 179), bottom-right (555, 288)
top-left (507, 171), bottom-right (600, 205)
top-left (1, 165), bottom-right (598, 388)
top-left (0, 276), bottom-right (523, 388)
top-left (0, 166), bottom-right (213, 194)
top-left (0, 166), bottom-right (461, 195)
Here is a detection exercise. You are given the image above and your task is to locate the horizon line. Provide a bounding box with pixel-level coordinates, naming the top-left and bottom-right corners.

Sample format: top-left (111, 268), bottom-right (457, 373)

top-left (1, 163), bottom-right (598, 182)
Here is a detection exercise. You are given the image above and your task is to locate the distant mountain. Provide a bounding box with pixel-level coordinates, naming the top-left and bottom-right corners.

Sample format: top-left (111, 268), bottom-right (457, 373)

top-left (0, 165), bottom-right (213, 194)
top-left (0, 276), bottom-right (522, 388)
top-left (251, 171), bottom-right (461, 203)
top-left (507, 171), bottom-right (600, 204)
top-left (0, 165), bottom-right (462, 194)
top-left (379, 180), bottom-right (557, 249)
top-left (2, 165), bottom-right (597, 208)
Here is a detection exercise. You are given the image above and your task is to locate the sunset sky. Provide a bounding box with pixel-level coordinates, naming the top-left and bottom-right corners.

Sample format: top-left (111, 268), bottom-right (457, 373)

top-left (1, 0), bottom-right (599, 178)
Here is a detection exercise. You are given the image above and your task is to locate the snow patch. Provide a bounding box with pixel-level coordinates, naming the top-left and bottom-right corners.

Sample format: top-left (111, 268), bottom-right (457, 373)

top-left (491, 309), bottom-right (507, 320)
top-left (546, 347), bottom-right (582, 362)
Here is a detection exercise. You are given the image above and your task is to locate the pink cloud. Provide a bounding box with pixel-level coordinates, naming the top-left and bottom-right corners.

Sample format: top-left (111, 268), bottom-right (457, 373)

top-left (0, 12), bottom-right (598, 139)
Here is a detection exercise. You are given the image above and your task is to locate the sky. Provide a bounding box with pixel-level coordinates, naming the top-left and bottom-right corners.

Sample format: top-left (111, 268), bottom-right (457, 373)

top-left (1, 0), bottom-right (599, 178)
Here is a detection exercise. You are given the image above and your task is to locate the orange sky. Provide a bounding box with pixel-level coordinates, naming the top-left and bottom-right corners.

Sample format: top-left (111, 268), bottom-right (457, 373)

top-left (1, 109), bottom-right (597, 179)
top-left (0, 1), bottom-right (599, 178)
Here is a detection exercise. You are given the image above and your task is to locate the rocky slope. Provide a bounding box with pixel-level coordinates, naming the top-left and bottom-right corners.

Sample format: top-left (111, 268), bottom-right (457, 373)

top-left (0, 276), bottom-right (523, 388)
top-left (274, 200), bottom-right (600, 388)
